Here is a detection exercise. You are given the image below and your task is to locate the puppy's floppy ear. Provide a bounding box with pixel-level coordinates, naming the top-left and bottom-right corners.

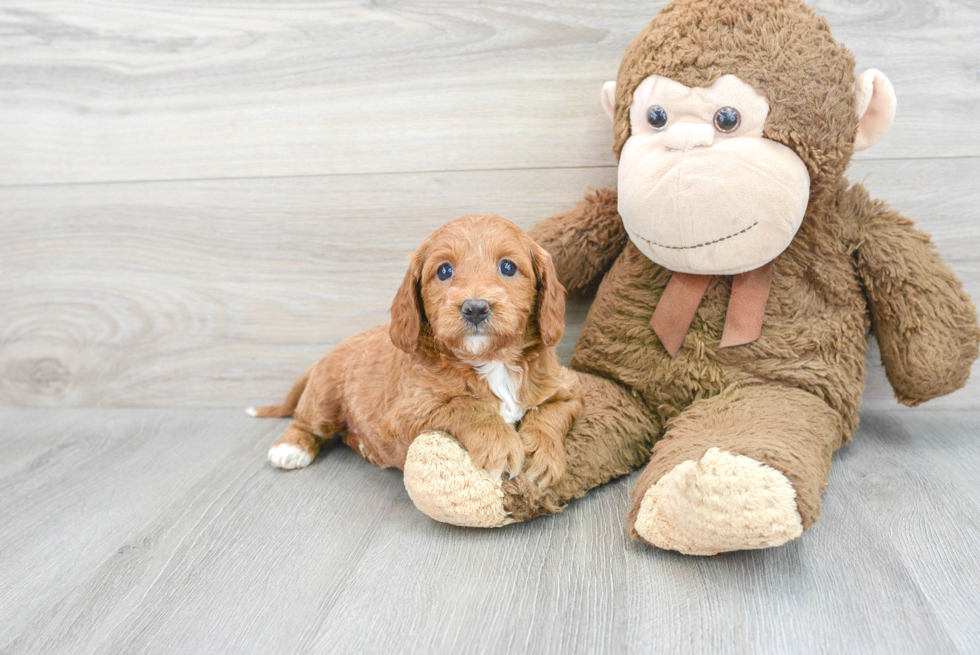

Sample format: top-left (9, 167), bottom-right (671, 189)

top-left (390, 249), bottom-right (424, 354)
top-left (531, 242), bottom-right (566, 347)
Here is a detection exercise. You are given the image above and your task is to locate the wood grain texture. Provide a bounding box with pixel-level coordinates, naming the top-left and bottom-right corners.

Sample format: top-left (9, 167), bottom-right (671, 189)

top-left (0, 0), bottom-right (977, 186)
top-left (2, 2), bottom-right (978, 652)
top-left (0, 409), bottom-right (407, 654)
top-left (2, 159), bottom-right (977, 409)
top-left (0, 409), bottom-right (279, 648)
top-left (840, 412), bottom-right (980, 654)
top-left (1, 408), bottom-right (977, 654)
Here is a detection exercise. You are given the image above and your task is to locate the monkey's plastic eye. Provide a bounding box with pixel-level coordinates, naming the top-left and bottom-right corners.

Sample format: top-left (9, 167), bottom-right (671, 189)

top-left (646, 105), bottom-right (668, 130)
top-left (714, 107), bottom-right (741, 133)
top-left (437, 263), bottom-right (453, 281)
top-left (499, 260), bottom-right (517, 277)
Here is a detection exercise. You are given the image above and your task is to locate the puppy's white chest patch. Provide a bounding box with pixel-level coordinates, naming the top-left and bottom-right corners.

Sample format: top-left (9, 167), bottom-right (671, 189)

top-left (474, 360), bottom-right (525, 426)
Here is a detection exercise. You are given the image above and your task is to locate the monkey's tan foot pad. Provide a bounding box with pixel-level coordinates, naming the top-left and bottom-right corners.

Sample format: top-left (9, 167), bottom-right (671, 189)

top-left (404, 431), bottom-right (514, 528)
top-left (635, 447), bottom-right (803, 556)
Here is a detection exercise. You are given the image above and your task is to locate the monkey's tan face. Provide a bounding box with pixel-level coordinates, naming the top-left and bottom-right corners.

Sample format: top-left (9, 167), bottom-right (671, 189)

top-left (614, 74), bottom-right (811, 275)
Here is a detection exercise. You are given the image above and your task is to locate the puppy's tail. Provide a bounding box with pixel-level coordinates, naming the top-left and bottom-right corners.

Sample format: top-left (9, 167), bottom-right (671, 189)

top-left (246, 368), bottom-right (311, 419)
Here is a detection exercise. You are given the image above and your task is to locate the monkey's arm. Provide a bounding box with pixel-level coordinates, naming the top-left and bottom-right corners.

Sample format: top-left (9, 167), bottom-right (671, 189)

top-left (528, 189), bottom-right (628, 297)
top-left (848, 184), bottom-right (980, 406)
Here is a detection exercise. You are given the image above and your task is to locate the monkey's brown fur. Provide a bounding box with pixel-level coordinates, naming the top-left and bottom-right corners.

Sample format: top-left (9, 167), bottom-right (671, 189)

top-left (488, 0), bottom-right (980, 538)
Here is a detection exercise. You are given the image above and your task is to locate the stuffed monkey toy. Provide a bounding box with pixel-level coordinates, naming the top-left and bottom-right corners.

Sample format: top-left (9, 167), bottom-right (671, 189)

top-left (402, 0), bottom-right (980, 554)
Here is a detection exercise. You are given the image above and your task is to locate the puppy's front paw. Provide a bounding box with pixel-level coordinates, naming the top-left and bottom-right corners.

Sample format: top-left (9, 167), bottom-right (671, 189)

top-left (518, 425), bottom-right (566, 489)
top-left (523, 447), bottom-right (566, 490)
top-left (268, 443), bottom-right (313, 469)
top-left (462, 428), bottom-right (525, 481)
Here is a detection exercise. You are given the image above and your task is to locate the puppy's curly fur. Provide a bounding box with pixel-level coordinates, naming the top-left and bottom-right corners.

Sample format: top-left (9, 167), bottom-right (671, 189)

top-left (253, 214), bottom-right (583, 488)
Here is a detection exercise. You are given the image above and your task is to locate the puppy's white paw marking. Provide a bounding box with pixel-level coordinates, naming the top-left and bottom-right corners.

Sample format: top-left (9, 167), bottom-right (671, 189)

top-left (245, 407), bottom-right (258, 417)
top-left (635, 448), bottom-right (803, 555)
top-left (268, 443), bottom-right (313, 470)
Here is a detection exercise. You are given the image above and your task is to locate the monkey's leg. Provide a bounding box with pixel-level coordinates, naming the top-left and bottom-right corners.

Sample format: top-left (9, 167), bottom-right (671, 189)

top-left (403, 372), bottom-right (659, 527)
top-left (628, 385), bottom-right (846, 555)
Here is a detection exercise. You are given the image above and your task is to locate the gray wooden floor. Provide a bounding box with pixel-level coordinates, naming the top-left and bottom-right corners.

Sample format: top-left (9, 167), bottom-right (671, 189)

top-left (1, 407), bottom-right (978, 654)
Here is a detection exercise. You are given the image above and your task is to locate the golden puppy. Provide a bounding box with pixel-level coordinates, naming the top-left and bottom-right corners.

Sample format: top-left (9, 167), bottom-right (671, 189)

top-left (250, 214), bottom-right (582, 488)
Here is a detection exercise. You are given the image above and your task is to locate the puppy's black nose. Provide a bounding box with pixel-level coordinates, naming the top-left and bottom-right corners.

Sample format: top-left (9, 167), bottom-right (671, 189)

top-left (461, 299), bottom-right (491, 325)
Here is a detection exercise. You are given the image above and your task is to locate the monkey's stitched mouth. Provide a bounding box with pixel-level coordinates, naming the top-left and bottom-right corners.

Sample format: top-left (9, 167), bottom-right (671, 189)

top-left (631, 221), bottom-right (758, 250)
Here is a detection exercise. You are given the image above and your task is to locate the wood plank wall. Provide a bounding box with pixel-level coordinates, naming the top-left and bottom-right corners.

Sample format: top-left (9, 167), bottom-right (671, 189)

top-left (1, 0), bottom-right (978, 409)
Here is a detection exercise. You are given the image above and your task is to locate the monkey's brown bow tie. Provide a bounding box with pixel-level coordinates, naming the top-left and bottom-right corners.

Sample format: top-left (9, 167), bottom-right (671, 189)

top-left (650, 261), bottom-right (775, 358)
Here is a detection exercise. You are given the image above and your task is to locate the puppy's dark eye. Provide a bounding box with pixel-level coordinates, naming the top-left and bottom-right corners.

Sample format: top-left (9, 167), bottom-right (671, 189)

top-left (647, 105), bottom-right (668, 130)
top-left (714, 107), bottom-right (740, 133)
top-left (436, 263), bottom-right (453, 281)
top-left (499, 260), bottom-right (517, 277)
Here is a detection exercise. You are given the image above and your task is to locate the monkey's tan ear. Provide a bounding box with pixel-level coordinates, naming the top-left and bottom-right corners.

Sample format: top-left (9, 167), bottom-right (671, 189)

top-left (389, 251), bottom-right (424, 354)
top-left (853, 69), bottom-right (896, 152)
top-left (600, 81), bottom-right (617, 122)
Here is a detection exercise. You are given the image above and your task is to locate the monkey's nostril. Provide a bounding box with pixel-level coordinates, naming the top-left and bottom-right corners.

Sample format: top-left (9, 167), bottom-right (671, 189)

top-left (461, 299), bottom-right (491, 325)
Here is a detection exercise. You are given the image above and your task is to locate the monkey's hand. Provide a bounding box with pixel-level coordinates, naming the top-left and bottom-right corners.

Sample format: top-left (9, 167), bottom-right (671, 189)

top-left (528, 189), bottom-right (628, 298)
top-left (850, 184), bottom-right (980, 405)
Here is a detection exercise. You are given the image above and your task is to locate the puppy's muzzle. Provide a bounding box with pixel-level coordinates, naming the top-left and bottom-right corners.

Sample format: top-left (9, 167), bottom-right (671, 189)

top-left (461, 298), bottom-right (491, 326)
